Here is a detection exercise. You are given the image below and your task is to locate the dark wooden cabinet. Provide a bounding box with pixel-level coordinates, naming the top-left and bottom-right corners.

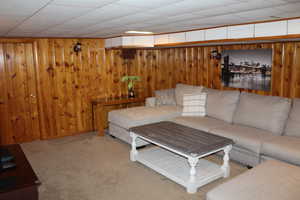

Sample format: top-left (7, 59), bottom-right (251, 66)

top-left (0, 144), bottom-right (39, 200)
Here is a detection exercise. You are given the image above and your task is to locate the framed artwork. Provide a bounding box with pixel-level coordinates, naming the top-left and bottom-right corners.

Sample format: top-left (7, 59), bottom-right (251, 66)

top-left (221, 49), bottom-right (272, 91)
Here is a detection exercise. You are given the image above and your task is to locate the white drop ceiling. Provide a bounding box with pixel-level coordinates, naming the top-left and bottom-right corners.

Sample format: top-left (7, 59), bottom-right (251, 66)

top-left (0, 0), bottom-right (300, 38)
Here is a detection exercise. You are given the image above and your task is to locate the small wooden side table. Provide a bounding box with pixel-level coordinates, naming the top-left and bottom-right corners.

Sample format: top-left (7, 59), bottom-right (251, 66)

top-left (91, 96), bottom-right (145, 136)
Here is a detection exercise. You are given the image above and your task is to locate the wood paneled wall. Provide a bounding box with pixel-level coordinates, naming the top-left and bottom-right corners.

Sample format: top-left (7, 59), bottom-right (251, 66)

top-left (0, 43), bottom-right (40, 144)
top-left (35, 39), bottom-right (130, 140)
top-left (117, 42), bottom-right (300, 98)
top-left (1, 38), bottom-right (300, 144)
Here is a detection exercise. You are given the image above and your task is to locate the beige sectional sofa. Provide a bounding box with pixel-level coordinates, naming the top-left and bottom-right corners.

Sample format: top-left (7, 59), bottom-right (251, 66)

top-left (108, 83), bottom-right (300, 167)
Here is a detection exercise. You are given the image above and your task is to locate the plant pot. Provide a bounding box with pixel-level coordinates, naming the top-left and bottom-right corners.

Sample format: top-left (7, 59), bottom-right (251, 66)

top-left (128, 88), bottom-right (135, 98)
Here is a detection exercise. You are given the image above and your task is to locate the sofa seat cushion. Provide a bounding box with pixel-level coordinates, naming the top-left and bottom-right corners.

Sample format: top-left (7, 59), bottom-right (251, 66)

top-left (233, 92), bottom-right (291, 135)
top-left (207, 160), bottom-right (300, 200)
top-left (108, 106), bottom-right (182, 129)
top-left (203, 88), bottom-right (240, 123)
top-left (169, 116), bottom-right (228, 132)
top-left (284, 98), bottom-right (300, 137)
top-left (261, 136), bottom-right (300, 166)
top-left (210, 124), bottom-right (273, 154)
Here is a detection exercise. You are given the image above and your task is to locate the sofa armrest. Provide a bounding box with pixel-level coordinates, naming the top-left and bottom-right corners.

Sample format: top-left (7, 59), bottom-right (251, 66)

top-left (145, 97), bottom-right (156, 107)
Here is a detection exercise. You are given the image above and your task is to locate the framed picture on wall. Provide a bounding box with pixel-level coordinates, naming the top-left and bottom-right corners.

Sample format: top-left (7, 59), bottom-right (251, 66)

top-left (221, 49), bottom-right (272, 91)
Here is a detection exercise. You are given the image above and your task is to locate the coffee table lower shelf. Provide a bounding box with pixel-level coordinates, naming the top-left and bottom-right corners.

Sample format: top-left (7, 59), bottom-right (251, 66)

top-left (135, 147), bottom-right (225, 193)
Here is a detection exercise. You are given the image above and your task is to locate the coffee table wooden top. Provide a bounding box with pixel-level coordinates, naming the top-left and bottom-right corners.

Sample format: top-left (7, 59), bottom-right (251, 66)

top-left (130, 121), bottom-right (233, 157)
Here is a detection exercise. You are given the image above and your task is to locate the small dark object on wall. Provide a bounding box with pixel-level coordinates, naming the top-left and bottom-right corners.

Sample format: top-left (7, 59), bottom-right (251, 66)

top-left (210, 50), bottom-right (222, 60)
top-left (73, 42), bottom-right (82, 55)
top-left (121, 49), bottom-right (136, 59)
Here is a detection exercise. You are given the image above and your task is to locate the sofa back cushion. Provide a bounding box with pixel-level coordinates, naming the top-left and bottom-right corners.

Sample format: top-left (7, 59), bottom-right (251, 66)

top-left (284, 98), bottom-right (300, 137)
top-left (175, 84), bottom-right (203, 106)
top-left (155, 88), bottom-right (176, 106)
top-left (203, 88), bottom-right (240, 123)
top-left (233, 92), bottom-right (291, 135)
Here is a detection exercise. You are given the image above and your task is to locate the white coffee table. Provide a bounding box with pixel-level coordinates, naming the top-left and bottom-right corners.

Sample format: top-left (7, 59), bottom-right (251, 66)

top-left (129, 121), bottom-right (233, 194)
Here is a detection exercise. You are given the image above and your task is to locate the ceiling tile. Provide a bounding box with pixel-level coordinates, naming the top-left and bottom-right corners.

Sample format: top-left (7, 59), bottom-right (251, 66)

top-left (284, 0), bottom-right (300, 2)
top-left (0, 0), bottom-right (51, 16)
top-left (116, 0), bottom-right (184, 8)
top-left (148, 0), bottom-right (239, 17)
top-left (275, 2), bottom-right (300, 13)
top-left (6, 31), bottom-right (37, 37)
top-left (276, 11), bottom-right (300, 18)
top-left (0, 15), bottom-right (28, 34)
top-left (195, 0), bottom-right (287, 17)
top-left (191, 1), bottom-right (270, 18)
top-left (79, 29), bottom-right (122, 38)
top-left (51, 0), bottom-right (119, 8)
top-left (55, 3), bottom-right (144, 27)
top-left (264, 0), bottom-right (287, 3)
top-left (39, 28), bottom-right (74, 35)
top-left (65, 22), bottom-right (126, 36)
top-left (236, 7), bottom-right (284, 21)
top-left (39, 33), bottom-right (79, 37)
top-left (9, 5), bottom-right (93, 32)
top-left (104, 13), bottom-right (162, 25)
top-left (138, 13), bottom-right (201, 28)
top-left (197, 14), bottom-right (249, 25)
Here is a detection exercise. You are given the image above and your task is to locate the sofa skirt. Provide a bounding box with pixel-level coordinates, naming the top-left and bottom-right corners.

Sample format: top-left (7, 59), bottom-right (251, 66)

top-left (109, 123), bottom-right (149, 147)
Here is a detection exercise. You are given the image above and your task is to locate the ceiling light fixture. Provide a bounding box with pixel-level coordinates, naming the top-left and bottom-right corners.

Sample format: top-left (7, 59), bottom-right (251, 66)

top-left (125, 31), bottom-right (153, 34)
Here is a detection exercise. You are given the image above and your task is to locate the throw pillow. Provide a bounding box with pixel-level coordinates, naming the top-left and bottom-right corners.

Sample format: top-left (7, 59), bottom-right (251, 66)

top-left (182, 93), bottom-right (207, 117)
top-left (175, 83), bottom-right (203, 106)
top-left (155, 88), bottom-right (176, 106)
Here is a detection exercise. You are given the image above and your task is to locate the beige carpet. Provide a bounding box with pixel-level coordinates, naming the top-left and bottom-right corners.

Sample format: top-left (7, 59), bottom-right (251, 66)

top-left (21, 132), bottom-right (247, 200)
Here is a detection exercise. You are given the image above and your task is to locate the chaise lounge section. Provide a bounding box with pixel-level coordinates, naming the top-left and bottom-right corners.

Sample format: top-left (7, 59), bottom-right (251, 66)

top-left (206, 159), bottom-right (300, 200)
top-left (108, 105), bottom-right (182, 146)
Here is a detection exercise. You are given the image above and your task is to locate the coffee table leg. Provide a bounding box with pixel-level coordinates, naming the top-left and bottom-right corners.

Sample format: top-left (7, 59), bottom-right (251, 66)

top-left (187, 157), bottom-right (199, 193)
top-left (130, 132), bottom-right (138, 162)
top-left (221, 145), bottom-right (232, 178)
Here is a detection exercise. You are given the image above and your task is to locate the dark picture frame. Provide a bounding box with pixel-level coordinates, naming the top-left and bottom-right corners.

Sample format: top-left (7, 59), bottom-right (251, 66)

top-left (221, 49), bottom-right (272, 91)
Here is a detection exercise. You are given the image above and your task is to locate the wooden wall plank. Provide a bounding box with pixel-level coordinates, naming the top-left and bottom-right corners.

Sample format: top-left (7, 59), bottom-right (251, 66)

top-left (0, 44), bottom-right (12, 144)
top-left (0, 42), bottom-right (40, 144)
top-left (293, 43), bottom-right (300, 97)
top-left (24, 43), bottom-right (40, 141)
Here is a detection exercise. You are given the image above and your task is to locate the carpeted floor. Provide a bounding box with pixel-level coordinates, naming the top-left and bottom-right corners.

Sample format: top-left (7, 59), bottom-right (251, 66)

top-left (21, 132), bottom-right (247, 200)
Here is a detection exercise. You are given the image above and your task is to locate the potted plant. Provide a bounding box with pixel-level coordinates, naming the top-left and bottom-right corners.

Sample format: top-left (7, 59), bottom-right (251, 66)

top-left (121, 75), bottom-right (141, 98)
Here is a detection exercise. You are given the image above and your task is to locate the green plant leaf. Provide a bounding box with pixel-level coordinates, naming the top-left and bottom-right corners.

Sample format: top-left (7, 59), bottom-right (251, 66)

top-left (121, 75), bottom-right (140, 90)
top-left (121, 76), bottom-right (129, 82)
top-left (128, 81), bottom-right (133, 89)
